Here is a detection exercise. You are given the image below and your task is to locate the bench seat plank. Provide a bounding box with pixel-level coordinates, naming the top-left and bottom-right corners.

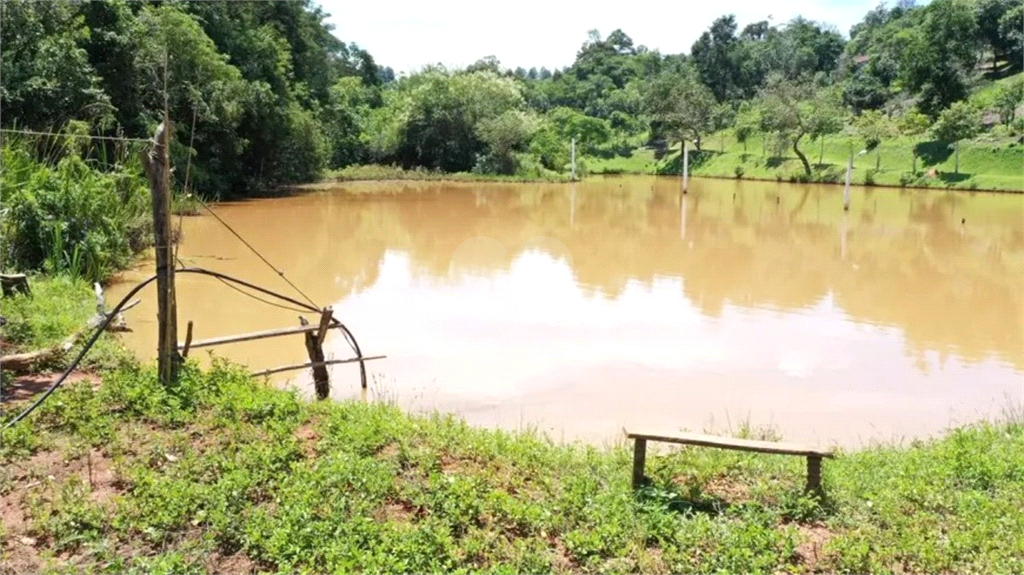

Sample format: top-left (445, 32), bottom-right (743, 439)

top-left (626, 430), bottom-right (834, 458)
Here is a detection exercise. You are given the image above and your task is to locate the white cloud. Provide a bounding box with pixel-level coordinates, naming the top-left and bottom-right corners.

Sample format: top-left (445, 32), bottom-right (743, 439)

top-left (318, 0), bottom-right (882, 74)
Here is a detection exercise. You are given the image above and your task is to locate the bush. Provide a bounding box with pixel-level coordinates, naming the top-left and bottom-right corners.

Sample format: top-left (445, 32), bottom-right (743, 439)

top-left (734, 165), bottom-right (745, 179)
top-left (0, 139), bottom-right (152, 282)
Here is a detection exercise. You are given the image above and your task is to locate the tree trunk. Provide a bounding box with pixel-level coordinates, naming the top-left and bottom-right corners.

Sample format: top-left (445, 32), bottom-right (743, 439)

top-left (695, 134), bottom-right (702, 151)
top-left (876, 148), bottom-right (881, 171)
top-left (793, 132), bottom-right (811, 176)
top-left (954, 140), bottom-right (960, 173)
top-left (818, 138), bottom-right (824, 166)
top-left (912, 152), bottom-right (917, 174)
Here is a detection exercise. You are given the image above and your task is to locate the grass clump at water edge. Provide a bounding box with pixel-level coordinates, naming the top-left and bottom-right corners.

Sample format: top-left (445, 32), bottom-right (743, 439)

top-left (1, 356), bottom-right (1021, 574)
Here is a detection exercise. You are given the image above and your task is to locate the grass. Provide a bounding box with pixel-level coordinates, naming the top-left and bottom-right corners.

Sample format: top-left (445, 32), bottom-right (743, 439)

top-left (1, 361), bottom-right (1020, 574)
top-left (968, 71), bottom-right (1023, 111)
top-left (587, 132), bottom-right (1024, 193)
top-left (0, 275), bottom-right (133, 378)
top-left (324, 164), bottom-right (573, 184)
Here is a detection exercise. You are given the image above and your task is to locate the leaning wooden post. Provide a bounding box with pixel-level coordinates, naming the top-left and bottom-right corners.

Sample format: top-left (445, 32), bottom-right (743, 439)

top-left (300, 311), bottom-right (331, 400)
top-left (141, 117), bottom-right (179, 386)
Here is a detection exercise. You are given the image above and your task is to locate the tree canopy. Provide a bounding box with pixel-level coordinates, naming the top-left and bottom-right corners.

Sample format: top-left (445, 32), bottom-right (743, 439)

top-left (2, 0), bottom-right (1020, 190)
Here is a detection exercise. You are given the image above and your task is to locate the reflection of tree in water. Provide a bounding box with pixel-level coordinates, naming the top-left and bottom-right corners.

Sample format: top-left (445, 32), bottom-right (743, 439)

top-left (320, 180), bottom-right (1022, 370)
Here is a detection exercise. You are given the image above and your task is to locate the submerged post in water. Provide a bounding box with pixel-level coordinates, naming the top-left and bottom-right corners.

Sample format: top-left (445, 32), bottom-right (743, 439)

top-left (843, 151), bottom-right (853, 211)
top-left (844, 149), bottom-right (867, 211)
top-left (682, 140), bottom-right (689, 194)
top-left (570, 137), bottom-right (576, 182)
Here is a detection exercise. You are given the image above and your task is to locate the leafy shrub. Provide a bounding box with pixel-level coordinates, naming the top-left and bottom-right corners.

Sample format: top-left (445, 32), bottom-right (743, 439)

top-left (734, 165), bottom-right (744, 178)
top-left (0, 138), bottom-right (151, 282)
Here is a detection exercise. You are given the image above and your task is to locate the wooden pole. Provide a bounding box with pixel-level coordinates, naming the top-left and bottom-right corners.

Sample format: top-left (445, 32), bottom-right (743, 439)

top-left (631, 438), bottom-right (647, 489)
top-left (141, 117), bottom-right (178, 386)
top-left (843, 151), bottom-right (853, 212)
top-left (806, 455), bottom-right (823, 494)
top-left (570, 138), bottom-right (576, 181)
top-left (300, 314), bottom-right (330, 400)
top-left (682, 140), bottom-right (689, 194)
top-left (251, 355), bottom-right (386, 378)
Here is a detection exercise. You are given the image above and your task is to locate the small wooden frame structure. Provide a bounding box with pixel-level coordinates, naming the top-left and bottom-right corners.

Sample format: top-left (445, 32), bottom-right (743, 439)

top-left (177, 307), bottom-right (383, 400)
top-left (625, 429), bottom-right (835, 494)
top-left (0, 274), bottom-right (30, 297)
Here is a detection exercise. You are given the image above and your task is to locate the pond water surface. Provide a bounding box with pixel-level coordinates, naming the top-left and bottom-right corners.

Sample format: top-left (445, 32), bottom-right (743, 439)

top-left (108, 176), bottom-right (1024, 448)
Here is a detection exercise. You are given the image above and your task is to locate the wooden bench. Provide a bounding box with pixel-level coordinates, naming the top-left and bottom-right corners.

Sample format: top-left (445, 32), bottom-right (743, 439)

top-left (626, 430), bottom-right (835, 493)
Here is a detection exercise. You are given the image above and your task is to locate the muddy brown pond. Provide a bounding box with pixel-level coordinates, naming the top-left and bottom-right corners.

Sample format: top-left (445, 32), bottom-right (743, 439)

top-left (108, 176), bottom-right (1024, 448)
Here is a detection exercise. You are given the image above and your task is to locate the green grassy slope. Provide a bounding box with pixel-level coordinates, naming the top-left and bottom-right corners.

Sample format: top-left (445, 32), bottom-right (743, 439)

top-left (588, 132), bottom-right (1023, 192)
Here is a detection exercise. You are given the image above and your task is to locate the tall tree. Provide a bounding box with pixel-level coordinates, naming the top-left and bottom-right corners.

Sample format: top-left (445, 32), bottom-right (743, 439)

top-left (897, 110), bottom-right (930, 172)
top-left (931, 102), bottom-right (982, 173)
top-left (690, 15), bottom-right (739, 101)
top-left (758, 75), bottom-right (844, 175)
top-left (642, 67), bottom-right (716, 150)
top-left (853, 110), bottom-right (898, 170)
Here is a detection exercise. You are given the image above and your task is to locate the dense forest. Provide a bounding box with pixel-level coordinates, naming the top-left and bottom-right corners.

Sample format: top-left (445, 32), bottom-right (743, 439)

top-left (1, 0), bottom-right (1022, 196)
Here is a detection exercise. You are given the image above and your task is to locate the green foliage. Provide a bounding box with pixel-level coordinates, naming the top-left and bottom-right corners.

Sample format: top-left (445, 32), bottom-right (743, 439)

top-left (0, 135), bottom-right (151, 282)
top-left (546, 106), bottom-right (611, 154)
top-left (993, 75), bottom-right (1024, 124)
top-left (3, 351), bottom-right (1022, 574)
top-left (758, 76), bottom-right (844, 174)
top-left (933, 101), bottom-right (983, 143)
top-left (642, 66), bottom-right (717, 148)
top-left (4, 0), bottom-right (1021, 189)
top-left (0, 1), bottom-right (114, 129)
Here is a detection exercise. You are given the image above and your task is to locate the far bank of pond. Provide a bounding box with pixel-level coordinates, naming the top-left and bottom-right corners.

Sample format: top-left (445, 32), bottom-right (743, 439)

top-left (109, 175), bottom-right (1024, 449)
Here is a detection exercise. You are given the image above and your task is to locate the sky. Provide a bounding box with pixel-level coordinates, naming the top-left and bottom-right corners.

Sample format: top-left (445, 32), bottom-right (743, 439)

top-left (319, 0), bottom-right (884, 75)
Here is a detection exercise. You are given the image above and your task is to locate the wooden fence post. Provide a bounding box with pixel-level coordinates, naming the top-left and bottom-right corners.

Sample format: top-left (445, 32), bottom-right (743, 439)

top-left (141, 116), bottom-right (179, 386)
top-left (300, 311), bottom-right (331, 400)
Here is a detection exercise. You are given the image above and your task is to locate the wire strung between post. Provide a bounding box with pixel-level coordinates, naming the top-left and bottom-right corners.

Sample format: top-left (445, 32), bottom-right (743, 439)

top-left (0, 129), bottom-right (152, 143)
top-left (174, 254), bottom-right (308, 314)
top-left (190, 195), bottom-right (321, 310)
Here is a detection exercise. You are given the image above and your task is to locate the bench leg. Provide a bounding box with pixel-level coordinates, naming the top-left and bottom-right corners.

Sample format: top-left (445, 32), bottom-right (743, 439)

top-left (632, 438), bottom-right (647, 489)
top-left (806, 455), bottom-right (823, 494)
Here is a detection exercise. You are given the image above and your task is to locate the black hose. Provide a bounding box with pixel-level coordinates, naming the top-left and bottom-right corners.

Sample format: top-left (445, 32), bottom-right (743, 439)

top-left (3, 267), bottom-right (369, 428)
top-left (3, 273), bottom-right (160, 428)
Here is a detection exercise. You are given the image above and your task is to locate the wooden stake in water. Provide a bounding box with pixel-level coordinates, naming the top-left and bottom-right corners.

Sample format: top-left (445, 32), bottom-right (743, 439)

top-left (682, 140), bottom-right (689, 194)
top-left (843, 151), bottom-right (853, 211)
top-left (570, 138), bottom-right (577, 181)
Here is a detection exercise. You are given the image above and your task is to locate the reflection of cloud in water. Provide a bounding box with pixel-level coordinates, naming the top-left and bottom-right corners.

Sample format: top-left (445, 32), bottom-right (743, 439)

top-left (448, 236), bottom-right (576, 281)
top-left (448, 236), bottom-right (508, 278)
